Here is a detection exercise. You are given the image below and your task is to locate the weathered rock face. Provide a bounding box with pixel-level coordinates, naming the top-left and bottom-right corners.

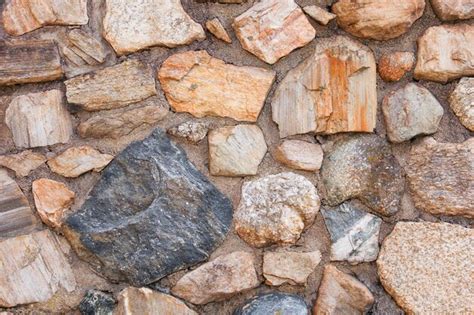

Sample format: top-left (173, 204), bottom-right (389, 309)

top-left (263, 251), bottom-right (321, 286)
top-left (449, 77), bottom-right (474, 131)
top-left (321, 135), bottom-right (404, 216)
top-left (272, 36), bottom-right (377, 138)
top-left (234, 172), bottom-right (320, 247)
top-left (65, 29), bottom-right (107, 66)
top-left (0, 230), bottom-right (76, 307)
top-left (0, 150), bottom-right (46, 177)
top-left (5, 89), bottom-right (73, 149)
top-left (64, 129), bottom-right (232, 285)
top-left (377, 222), bottom-right (474, 314)
top-left (303, 5), bottom-right (336, 25)
top-left (378, 52), bottom-right (415, 82)
top-left (332, 0), bottom-right (425, 40)
top-left (172, 251), bottom-right (259, 305)
top-left (206, 18), bottom-right (232, 43)
top-left (167, 121), bottom-right (209, 144)
top-left (274, 140), bottom-right (323, 171)
top-left (208, 125), bottom-right (267, 176)
top-left (158, 50), bottom-right (275, 122)
top-left (102, 0), bottom-right (205, 55)
top-left (235, 293), bottom-right (309, 315)
top-left (382, 83), bottom-right (444, 143)
top-left (405, 137), bottom-right (473, 218)
top-left (430, 0), bottom-right (474, 21)
top-left (414, 24), bottom-right (474, 83)
top-left (79, 290), bottom-right (115, 315)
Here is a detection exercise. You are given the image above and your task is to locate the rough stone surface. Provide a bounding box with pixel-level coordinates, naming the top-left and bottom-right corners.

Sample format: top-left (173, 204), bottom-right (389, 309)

top-left (272, 36), bottom-right (376, 137)
top-left (206, 18), bottom-right (232, 43)
top-left (172, 251), bottom-right (259, 305)
top-left (79, 290), bottom-right (115, 315)
top-left (167, 121), bottom-right (209, 144)
top-left (0, 150), bottom-right (46, 177)
top-left (263, 251), bottom-right (321, 286)
top-left (158, 50), bottom-right (275, 122)
top-left (274, 140), bottom-right (323, 171)
top-left (377, 222), bottom-right (474, 314)
top-left (303, 5), bottom-right (336, 25)
top-left (208, 125), bottom-right (267, 176)
top-left (232, 0), bottom-right (316, 64)
top-left (65, 29), bottom-right (107, 66)
top-left (63, 129), bottom-right (232, 285)
top-left (378, 52), bottom-right (415, 82)
top-left (382, 83), bottom-right (444, 143)
top-left (449, 77), bottom-right (474, 131)
top-left (431, 0), bottom-right (474, 21)
top-left (234, 172), bottom-right (320, 247)
top-left (235, 293), bottom-right (308, 315)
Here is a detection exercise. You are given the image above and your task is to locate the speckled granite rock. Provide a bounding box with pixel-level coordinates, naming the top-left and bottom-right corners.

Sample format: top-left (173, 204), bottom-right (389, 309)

top-left (378, 52), bottom-right (415, 82)
top-left (79, 290), bottom-right (115, 315)
top-left (234, 293), bottom-right (308, 315)
top-left (449, 77), bottom-right (474, 131)
top-left (430, 0), bottom-right (474, 21)
top-left (0, 150), bottom-right (46, 177)
top-left (167, 121), bottom-right (209, 144)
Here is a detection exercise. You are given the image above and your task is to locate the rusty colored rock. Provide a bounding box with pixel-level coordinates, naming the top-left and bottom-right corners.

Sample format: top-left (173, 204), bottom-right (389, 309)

top-left (431, 0), bottom-right (474, 21)
top-left (206, 18), bottom-right (232, 43)
top-left (274, 140), bottom-right (323, 171)
top-left (0, 150), bottom-right (46, 177)
top-left (263, 251), bottom-right (321, 286)
top-left (378, 52), bottom-right (415, 82)
top-left (303, 5), bottom-right (336, 25)
top-left (449, 77), bottom-right (474, 131)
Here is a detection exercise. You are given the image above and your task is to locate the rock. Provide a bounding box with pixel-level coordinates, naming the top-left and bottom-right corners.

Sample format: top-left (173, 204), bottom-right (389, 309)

top-left (63, 129), bottom-right (232, 285)
top-left (235, 293), bottom-right (309, 315)
top-left (414, 24), bottom-right (474, 83)
top-left (377, 222), bottom-right (474, 314)
top-left (232, 0), bottom-right (315, 64)
top-left (0, 150), bottom-right (46, 177)
top-left (48, 146), bottom-right (114, 178)
top-left (208, 125), bottom-right (267, 176)
top-left (332, 0), bottom-right (425, 40)
top-left (0, 230), bottom-right (76, 307)
top-left (405, 137), bottom-right (473, 218)
top-left (65, 29), bottom-right (107, 66)
top-left (378, 52), bottom-right (415, 82)
top-left (303, 5), bottom-right (336, 25)
top-left (79, 290), bottom-right (115, 315)
top-left (167, 121), bottom-right (209, 144)
top-left (314, 265), bottom-right (374, 314)
top-left (274, 140), bottom-right (323, 171)
top-left (321, 135), bottom-right (404, 216)
top-left (2, 0), bottom-right (88, 36)
top-left (32, 178), bottom-right (75, 229)
top-left (206, 18), bottom-right (232, 43)
top-left (263, 251), bottom-right (321, 286)
top-left (65, 60), bottom-right (157, 111)
top-left (5, 89), bottom-right (73, 149)
top-left (115, 287), bottom-right (197, 315)
top-left (103, 0), bottom-right (205, 55)
top-left (272, 36), bottom-right (377, 138)
top-left (322, 202), bottom-right (382, 264)
top-left (158, 50), bottom-right (275, 122)
top-left (172, 251), bottom-right (259, 305)
top-left (382, 83), bottom-right (444, 143)
top-left (430, 0), bottom-right (474, 21)
top-left (234, 172), bottom-right (320, 247)
top-left (449, 77), bottom-right (474, 131)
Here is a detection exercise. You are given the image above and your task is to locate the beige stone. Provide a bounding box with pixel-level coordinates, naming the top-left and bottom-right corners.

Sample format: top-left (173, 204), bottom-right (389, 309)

top-left (431, 0), bottom-right (474, 21)
top-left (378, 52), bottom-right (415, 82)
top-left (206, 18), bottom-right (232, 43)
top-left (449, 77), bottom-right (474, 131)
top-left (303, 5), bottom-right (336, 25)
top-left (274, 140), bottom-right (323, 171)
top-left (167, 121), bottom-right (209, 144)
top-left (66, 29), bottom-right (107, 65)
top-left (263, 251), bottom-right (321, 286)
top-left (0, 150), bottom-right (46, 177)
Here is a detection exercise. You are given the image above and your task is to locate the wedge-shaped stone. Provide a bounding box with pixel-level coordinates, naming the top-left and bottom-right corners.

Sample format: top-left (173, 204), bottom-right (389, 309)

top-left (158, 50), bottom-right (275, 122)
top-left (0, 150), bottom-right (46, 177)
top-left (449, 77), bottom-right (474, 131)
top-left (206, 18), bottom-right (232, 43)
top-left (431, 0), bottom-right (474, 21)
top-left (263, 251), bottom-right (321, 286)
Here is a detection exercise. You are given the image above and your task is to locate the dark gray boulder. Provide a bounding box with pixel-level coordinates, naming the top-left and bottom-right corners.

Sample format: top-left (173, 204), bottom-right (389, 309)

top-left (79, 290), bottom-right (115, 315)
top-left (234, 292), bottom-right (308, 315)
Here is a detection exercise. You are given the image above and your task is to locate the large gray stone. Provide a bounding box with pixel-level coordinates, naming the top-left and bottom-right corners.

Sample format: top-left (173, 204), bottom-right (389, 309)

top-left (234, 292), bottom-right (308, 315)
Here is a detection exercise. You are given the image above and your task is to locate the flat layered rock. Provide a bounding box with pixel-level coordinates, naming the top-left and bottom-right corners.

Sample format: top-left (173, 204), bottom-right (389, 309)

top-left (431, 0), bottom-right (474, 21)
top-left (378, 52), bottom-right (415, 82)
top-left (449, 77), bottom-right (474, 131)
top-left (0, 150), bottom-right (46, 177)
top-left (232, 0), bottom-right (315, 64)
top-left (377, 222), bottom-right (474, 314)
top-left (206, 18), bottom-right (232, 43)
top-left (235, 293), bottom-right (308, 315)
top-left (274, 140), bottom-right (323, 171)
top-left (158, 50), bottom-right (275, 122)
top-left (167, 121), bottom-right (209, 144)
top-left (79, 290), bottom-right (115, 315)
top-left (64, 29), bottom-right (107, 66)
top-left (263, 251), bottom-right (321, 286)
top-left (63, 129), bottom-right (232, 285)
top-left (272, 36), bottom-right (376, 137)
top-left (103, 0), bottom-right (205, 55)
top-left (303, 6), bottom-right (336, 25)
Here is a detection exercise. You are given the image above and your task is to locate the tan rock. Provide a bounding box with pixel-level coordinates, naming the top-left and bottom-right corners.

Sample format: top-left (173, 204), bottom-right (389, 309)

top-left (103, 0), bottom-right (205, 55)
top-left (303, 5), bottom-right (336, 25)
top-left (66, 29), bottom-right (107, 65)
top-left (377, 222), bottom-right (474, 314)
top-left (274, 140), bottom-right (323, 171)
top-left (5, 89), bottom-right (73, 149)
top-left (208, 125), bottom-right (267, 176)
top-left (414, 24), bottom-right (474, 83)
top-left (332, 0), bottom-right (425, 40)
top-left (0, 150), bottom-right (46, 177)
top-left (314, 265), bottom-right (374, 315)
top-left (167, 121), bottom-right (209, 144)
top-left (431, 0), bottom-right (474, 21)
top-left (172, 251), bottom-right (259, 305)
top-left (449, 77), bottom-right (474, 131)
top-left (263, 251), bottom-right (321, 286)
top-left (158, 50), bottom-right (275, 122)
top-left (272, 36), bottom-right (377, 138)
top-left (232, 0), bottom-right (315, 64)
top-left (206, 18), bottom-right (232, 43)
top-left (48, 146), bottom-right (114, 178)
top-left (378, 52), bottom-right (415, 82)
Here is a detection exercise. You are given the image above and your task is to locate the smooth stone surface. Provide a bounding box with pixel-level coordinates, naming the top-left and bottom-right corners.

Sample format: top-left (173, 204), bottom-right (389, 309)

top-left (0, 150), bottom-right (46, 177)
top-left (79, 290), bottom-right (115, 315)
top-left (167, 121), bottom-right (209, 144)
top-left (378, 52), bottom-right (415, 82)
top-left (303, 5), bottom-right (336, 25)
top-left (234, 293), bottom-right (308, 315)
top-left (206, 18), bottom-right (232, 43)
top-left (263, 251), bottom-right (321, 286)
top-left (274, 140), bottom-right (323, 171)
top-left (449, 77), bottom-right (474, 131)
top-left (431, 0), bottom-right (474, 21)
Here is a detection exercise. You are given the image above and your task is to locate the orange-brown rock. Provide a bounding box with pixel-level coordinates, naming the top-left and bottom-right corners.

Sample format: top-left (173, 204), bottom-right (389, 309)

top-left (0, 150), bottom-right (46, 177)
top-left (206, 18), bottom-right (232, 43)
top-left (431, 0), bottom-right (474, 21)
top-left (158, 50), bottom-right (275, 122)
top-left (378, 52), bottom-right (415, 82)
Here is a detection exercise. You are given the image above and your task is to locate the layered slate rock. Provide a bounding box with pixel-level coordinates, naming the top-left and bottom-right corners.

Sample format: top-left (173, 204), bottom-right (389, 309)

top-left (168, 121), bottom-right (209, 144)
top-left (232, 0), bottom-right (315, 64)
top-left (235, 293), bottom-right (308, 315)
top-left (378, 52), bottom-right (415, 82)
top-left (158, 50), bottom-right (275, 122)
top-left (64, 129), bottom-right (232, 285)
top-left (431, 0), bottom-right (474, 21)
top-left (263, 251), bottom-right (321, 286)
top-left (449, 77), bottom-right (474, 131)
top-left (206, 18), bottom-right (232, 43)
top-left (0, 150), bottom-right (46, 177)
top-left (405, 137), bottom-right (473, 218)
top-left (272, 36), bottom-right (376, 138)
top-left (303, 6), bottom-right (336, 25)
top-left (79, 290), bottom-right (115, 315)
top-left (414, 24), bottom-right (474, 83)
top-left (274, 140), bottom-right (323, 171)
top-left (321, 135), bottom-right (404, 216)
top-left (103, 0), bottom-right (205, 55)
top-left (377, 222), bottom-right (474, 314)
top-left (332, 0), bottom-right (425, 40)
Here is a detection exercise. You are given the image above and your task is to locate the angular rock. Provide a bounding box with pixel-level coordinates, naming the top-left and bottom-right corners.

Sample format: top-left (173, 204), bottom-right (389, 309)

top-left (263, 251), bottom-right (321, 286)
top-left (63, 129), bottom-right (232, 285)
top-left (0, 230), bottom-right (76, 307)
top-left (272, 36), bottom-right (377, 137)
top-left (0, 150), bottom-right (46, 177)
top-left (382, 83), bottom-right (444, 143)
top-left (274, 140), bottom-right (323, 171)
top-left (79, 290), bottom-right (115, 315)
top-left (167, 121), bottom-right (209, 144)
top-left (206, 18), bottom-right (232, 43)
top-left (234, 172), bottom-right (320, 247)
top-left (158, 50), bottom-right (275, 122)
top-left (235, 293), bottom-right (308, 315)
top-left (48, 146), bottom-right (114, 178)
top-left (449, 77), bottom-right (474, 131)
top-left (405, 137), bottom-right (473, 218)
top-left (172, 251), bottom-right (259, 305)
top-left (377, 222), bottom-right (474, 314)
top-left (232, 0), bottom-right (315, 64)
top-left (65, 29), bottom-right (107, 65)
top-left (431, 0), bottom-right (474, 21)
top-left (321, 135), bottom-right (404, 216)
top-left (303, 5), bottom-right (336, 25)
top-left (103, 0), bottom-right (205, 55)
top-left (414, 24), bottom-right (474, 83)
top-left (378, 52), bottom-right (415, 82)
top-left (332, 0), bottom-right (425, 40)
top-left (208, 125), bottom-right (267, 176)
